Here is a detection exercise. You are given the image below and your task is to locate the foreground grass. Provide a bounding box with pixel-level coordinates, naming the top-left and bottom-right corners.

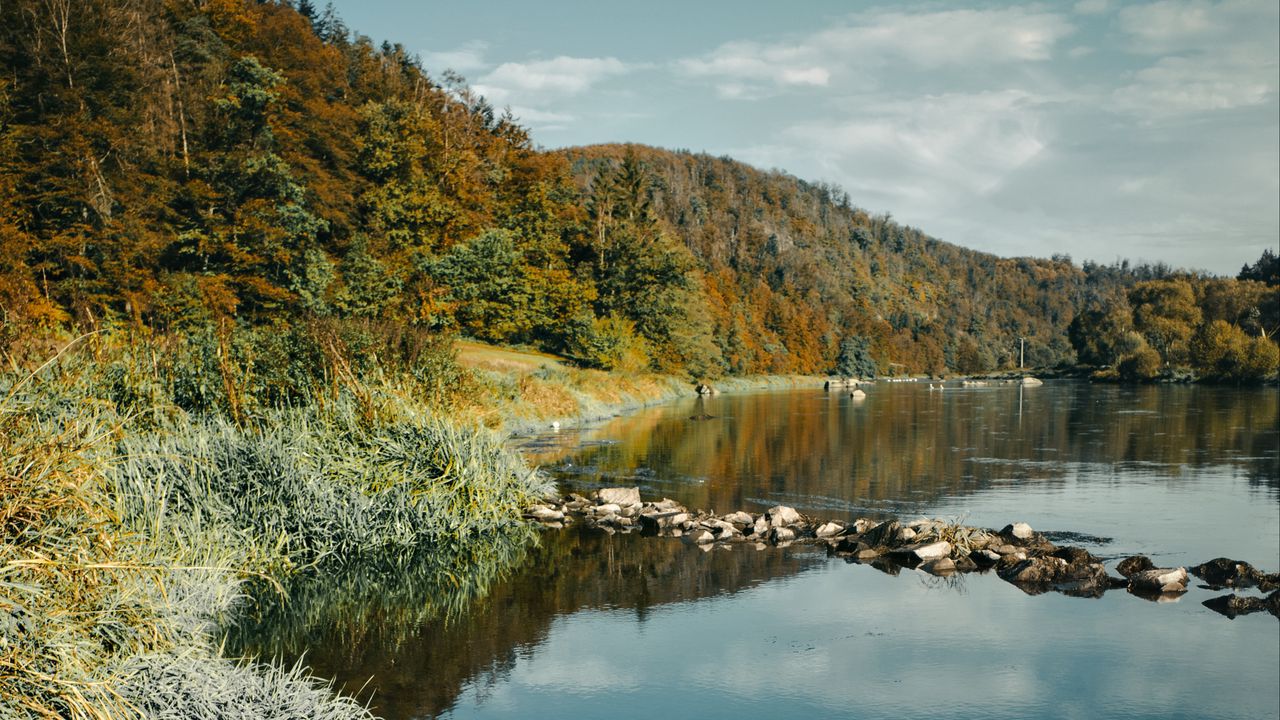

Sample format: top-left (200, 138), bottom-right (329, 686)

top-left (0, 332), bottom-right (552, 719)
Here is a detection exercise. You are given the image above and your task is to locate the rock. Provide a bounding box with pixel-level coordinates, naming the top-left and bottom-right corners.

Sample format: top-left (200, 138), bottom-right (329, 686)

top-left (695, 383), bottom-right (717, 396)
top-left (525, 506), bottom-right (564, 522)
top-left (816, 522), bottom-right (845, 538)
top-left (853, 547), bottom-right (881, 561)
top-left (765, 505), bottom-right (803, 527)
top-left (685, 528), bottom-right (716, 544)
top-left (665, 512), bottom-right (690, 528)
top-left (861, 520), bottom-right (901, 548)
top-left (752, 517), bottom-right (770, 537)
top-left (1021, 376), bottom-right (1044, 386)
top-left (1052, 547), bottom-right (1102, 565)
top-left (1202, 593), bottom-right (1270, 619)
top-left (896, 527), bottom-right (918, 542)
top-left (638, 514), bottom-right (662, 535)
top-left (921, 557), bottom-right (956, 574)
top-left (953, 555), bottom-right (979, 572)
top-left (711, 520), bottom-right (739, 538)
top-left (654, 498), bottom-right (684, 511)
top-left (852, 518), bottom-right (876, 534)
top-left (910, 541), bottom-right (953, 561)
top-left (592, 503), bottom-right (622, 516)
top-left (850, 389), bottom-right (867, 399)
top-left (994, 544), bottom-right (1020, 555)
top-left (1129, 567), bottom-right (1189, 594)
top-left (1190, 557), bottom-right (1277, 590)
top-left (975, 549), bottom-right (1002, 566)
top-left (770, 527), bottom-right (797, 543)
top-left (723, 511), bottom-right (754, 527)
top-left (598, 487), bottom-right (641, 507)
top-left (1116, 555), bottom-right (1155, 579)
top-left (1000, 522), bottom-right (1035, 540)
top-left (999, 556), bottom-right (1067, 585)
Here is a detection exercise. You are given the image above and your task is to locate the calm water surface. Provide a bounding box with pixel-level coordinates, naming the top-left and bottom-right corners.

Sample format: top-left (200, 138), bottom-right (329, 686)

top-left (234, 381), bottom-right (1280, 719)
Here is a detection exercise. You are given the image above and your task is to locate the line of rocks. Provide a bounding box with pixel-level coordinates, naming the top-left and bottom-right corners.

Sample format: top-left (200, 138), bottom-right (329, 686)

top-left (523, 488), bottom-right (1280, 620)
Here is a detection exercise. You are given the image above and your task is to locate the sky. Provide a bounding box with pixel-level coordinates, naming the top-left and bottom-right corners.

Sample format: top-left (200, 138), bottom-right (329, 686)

top-left (326, 0), bottom-right (1279, 275)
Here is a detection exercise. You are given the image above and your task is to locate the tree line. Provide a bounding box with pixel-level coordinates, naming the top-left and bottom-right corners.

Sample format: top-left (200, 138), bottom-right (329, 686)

top-left (1, 0), bottom-right (1275, 382)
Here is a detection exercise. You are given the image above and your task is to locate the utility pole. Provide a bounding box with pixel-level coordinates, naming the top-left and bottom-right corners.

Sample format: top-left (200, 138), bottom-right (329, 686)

top-left (1019, 337), bottom-right (1025, 370)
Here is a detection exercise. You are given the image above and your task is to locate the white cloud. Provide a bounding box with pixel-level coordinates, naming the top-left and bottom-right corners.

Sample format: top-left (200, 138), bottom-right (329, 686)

top-left (1116, 0), bottom-right (1277, 55)
top-left (420, 40), bottom-right (489, 73)
top-left (474, 56), bottom-right (631, 106)
top-left (1112, 54), bottom-right (1276, 115)
top-left (507, 105), bottom-right (576, 131)
top-left (676, 7), bottom-right (1073, 100)
top-left (782, 90), bottom-right (1050, 198)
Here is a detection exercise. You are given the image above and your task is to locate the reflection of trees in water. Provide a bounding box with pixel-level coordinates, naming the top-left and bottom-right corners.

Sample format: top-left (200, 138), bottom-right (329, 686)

top-left (229, 525), bottom-right (820, 720)
top-left (549, 384), bottom-right (1279, 517)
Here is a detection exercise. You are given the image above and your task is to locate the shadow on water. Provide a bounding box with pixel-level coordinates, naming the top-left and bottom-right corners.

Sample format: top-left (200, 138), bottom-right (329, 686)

top-left (529, 382), bottom-right (1279, 518)
top-left (227, 524), bottom-right (822, 719)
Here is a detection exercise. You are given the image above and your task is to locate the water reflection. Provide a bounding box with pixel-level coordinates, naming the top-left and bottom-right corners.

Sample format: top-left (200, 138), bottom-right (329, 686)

top-left (231, 525), bottom-right (822, 718)
top-left (531, 383), bottom-right (1279, 519)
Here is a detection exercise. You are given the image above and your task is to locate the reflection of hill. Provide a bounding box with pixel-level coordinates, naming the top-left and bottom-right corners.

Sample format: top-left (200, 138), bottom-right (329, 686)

top-left (544, 384), bottom-right (1279, 518)
top-left (230, 525), bottom-right (821, 720)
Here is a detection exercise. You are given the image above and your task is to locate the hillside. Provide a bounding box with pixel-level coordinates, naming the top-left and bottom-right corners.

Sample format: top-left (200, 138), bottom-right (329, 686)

top-left (1, 0), bottom-right (1273, 381)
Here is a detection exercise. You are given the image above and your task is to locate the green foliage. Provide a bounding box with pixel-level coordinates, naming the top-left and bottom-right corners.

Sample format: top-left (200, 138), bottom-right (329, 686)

top-left (563, 312), bottom-right (651, 372)
top-left (836, 336), bottom-right (877, 379)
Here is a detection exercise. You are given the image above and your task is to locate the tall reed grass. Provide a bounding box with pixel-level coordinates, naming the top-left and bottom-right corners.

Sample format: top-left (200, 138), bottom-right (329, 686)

top-left (1, 327), bottom-right (551, 719)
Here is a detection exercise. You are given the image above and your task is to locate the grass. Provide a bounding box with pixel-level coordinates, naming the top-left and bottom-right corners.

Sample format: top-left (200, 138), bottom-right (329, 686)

top-left (0, 329), bottom-right (552, 719)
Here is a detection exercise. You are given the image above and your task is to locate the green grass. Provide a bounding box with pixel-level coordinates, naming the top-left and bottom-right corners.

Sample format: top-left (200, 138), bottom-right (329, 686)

top-left (1, 330), bottom-right (551, 719)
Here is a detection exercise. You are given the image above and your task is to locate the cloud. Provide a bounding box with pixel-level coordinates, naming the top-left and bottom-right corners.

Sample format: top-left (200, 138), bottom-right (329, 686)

top-left (506, 105), bottom-right (576, 131)
top-left (474, 56), bottom-right (631, 106)
top-left (420, 40), bottom-right (489, 74)
top-left (1073, 0), bottom-right (1110, 14)
top-left (676, 7), bottom-right (1074, 99)
top-left (1112, 1), bottom-right (1278, 117)
top-left (1116, 0), bottom-right (1277, 55)
top-left (1112, 54), bottom-right (1276, 115)
top-left (778, 90), bottom-right (1050, 199)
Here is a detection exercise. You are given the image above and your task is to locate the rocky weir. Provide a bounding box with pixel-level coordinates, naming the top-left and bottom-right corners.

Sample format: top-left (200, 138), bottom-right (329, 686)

top-left (524, 488), bottom-right (1280, 620)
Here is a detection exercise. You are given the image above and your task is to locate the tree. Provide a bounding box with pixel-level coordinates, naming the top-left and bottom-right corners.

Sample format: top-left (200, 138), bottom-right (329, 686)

top-left (835, 336), bottom-right (877, 379)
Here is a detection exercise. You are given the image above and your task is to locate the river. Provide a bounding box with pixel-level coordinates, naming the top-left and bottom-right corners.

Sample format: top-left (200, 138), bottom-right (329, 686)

top-left (231, 380), bottom-right (1280, 719)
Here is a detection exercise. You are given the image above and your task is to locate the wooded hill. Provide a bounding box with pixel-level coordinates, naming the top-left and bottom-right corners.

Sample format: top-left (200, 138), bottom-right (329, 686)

top-left (1, 0), bottom-right (1275, 379)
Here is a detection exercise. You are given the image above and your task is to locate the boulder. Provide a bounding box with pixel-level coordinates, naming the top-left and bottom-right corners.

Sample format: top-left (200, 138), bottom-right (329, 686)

top-left (852, 518), bottom-right (877, 534)
top-left (921, 557), bottom-right (956, 575)
top-left (953, 555), bottom-right (979, 572)
top-left (654, 498), bottom-right (684, 511)
top-left (850, 389), bottom-right (867, 399)
top-left (723, 511), bottom-right (754, 527)
top-left (1000, 522), bottom-right (1035, 540)
top-left (896, 527), bottom-right (918, 542)
top-left (1201, 593), bottom-right (1270, 619)
top-left (974, 549), bottom-right (1002, 566)
top-left (592, 503), bottom-right (623, 516)
top-left (766, 505), bottom-right (803, 527)
top-left (1052, 547), bottom-right (1102, 565)
top-left (685, 528), bottom-right (716, 544)
top-left (999, 556), bottom-right (1067, 585)
top-left (1116, 555), bottom-right (1155, 579)
top-left (816, 522), bottom-right (845, 538)
top-left (752, 517), bottom-right (770, 537)
top-left (770, 526), bottom-right (797, 543)
top-left (525, 506), bottom-right (564, 522)
top-left (860, 520), bottom-right (901, 548)
top-left (1129, 567), bottom-right (1189, 594)
top-left (598, 487), bottom-right (641, 507)
top-left (711, 520), bottom-right (739, 538)
top-left (1190, 557), bottom-right (1279, 591)
top-left (1021, 376), bottom-right (1044, 386)
top-left (910, 540), bottom-right (953, 561)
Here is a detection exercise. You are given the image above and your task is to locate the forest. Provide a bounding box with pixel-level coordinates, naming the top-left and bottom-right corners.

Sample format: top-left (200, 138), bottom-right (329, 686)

top-left (0, 0), bottom-right (1276, 383)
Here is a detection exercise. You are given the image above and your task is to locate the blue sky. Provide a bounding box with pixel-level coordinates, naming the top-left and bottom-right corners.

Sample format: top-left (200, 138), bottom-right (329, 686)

top-left (328, 0), bottom-right (1279, 275)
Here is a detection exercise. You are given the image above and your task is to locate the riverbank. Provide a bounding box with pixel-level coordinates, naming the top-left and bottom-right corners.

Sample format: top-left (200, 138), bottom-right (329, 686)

top-left (0, 332), bottom-right (554, 719)
top-left (1, 329), bottom-right (817, 718)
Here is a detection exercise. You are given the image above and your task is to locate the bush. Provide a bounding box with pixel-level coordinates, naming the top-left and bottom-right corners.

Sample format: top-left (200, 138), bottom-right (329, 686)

top-left (1118, 345), bottom-right (1162, 381)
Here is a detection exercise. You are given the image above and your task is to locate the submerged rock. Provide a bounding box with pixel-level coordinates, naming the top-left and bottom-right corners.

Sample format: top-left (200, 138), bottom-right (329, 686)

top-left (921, 557), bottom-right (956, 575)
